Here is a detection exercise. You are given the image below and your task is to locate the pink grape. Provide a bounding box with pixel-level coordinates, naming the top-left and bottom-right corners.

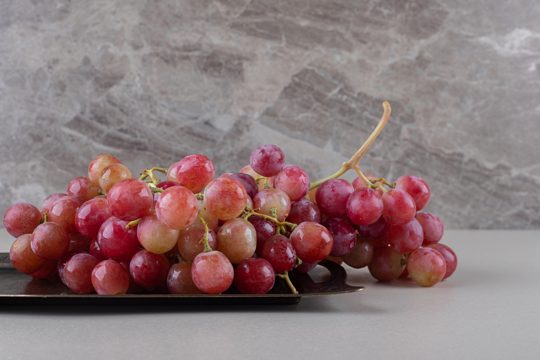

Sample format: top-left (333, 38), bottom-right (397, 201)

top-left (416, 213), bottom-right (444, 245)
top-left (10, 234), bottom-right (47, 274)
top-left (290, 222), bottom-right (333, 263)
top-left (91, 259), bottom-right (130, 295)
top-left (286, 199), bottom-right (321, 224)
top-left (427, 243), bottom-right (457, 279)
top-left (107, 179), bottom-right (153, 221)
top-left (48, 195), bottom-right (81, 233)
top-left (357, 217), bottom-right (388, 240)
top-left (234, 258), bottom-right (275, 294)
top-left (248, 216), bottom-right (277, 254)
top-left (89, 238), bottom-right (106, 260)
top-left (156, 181), bottom-right (180, 190)
top-left (203, 176), bottom-right (248, 221)
top-left (386, 219), bottom-right (424, 254)
top-left (249, 144), bottom-right (285, 177)
top-left (260, 234), bottom-right (296, 273)
top-left (273, 165), bottom-right (309, 201)
top-left (230, 173), bottom-right (258, 199)
top-left (343, 241), bottom-right (374, 269)
top-left (67, 176), bottom-right (100, 202)
top-left (217, 218), bottom-right (257, 264)
top-left (191, 250), bottom-right (234, 294)
top-left (315, 179), bottom-right (354, 217)
top-left (325, 217), bottom-right (358, 257)
top-left (62, 253), bottom-right (99, 294)
top-left (75, 197), bottom-right (111, 238)
top-left (196, 201), bottom-right (219, 230)
top-left (129, 250), bottom-right (169, 291)
top-left (88, 153), bottom-right (121, 185)
top-left (381, 189), bottom-right (416, 225)
top-left (352, 174), bottom-right (378, 190)
top-left (30, 222), bottom-right (69, 260)
top-left (239, 164), bottom-right (260, 179)
top-left (167, 262), bottom-right (201, 294)
top-left (253, 188), bottom-right (291, 221)
top-left (407, 247), bottom-right (446, 287)
top-left (167, 154), bottom-right (216, 193)
top-left (137, 215), bottom-right (179, 254)
top-left (396, 175), bottom-right (431, 211)
top-left (42, 193), bottom-right (66, 215)
top-left (155, 185), bottom-right (198, 230)
top-left (368, 247), bottom-right (406, 281)
top-left (3, 203), bottom-right (42, 237)
top-left (31, 260), bottom-right (58, 280)
top-left (177, 224), bottom-right (217, 261)
top-left (346, 188), bottom-right (383, 226)
top-left (98, 217), bottom-right (140, 262)
top-left (99, 163), bottom-right (133, 194)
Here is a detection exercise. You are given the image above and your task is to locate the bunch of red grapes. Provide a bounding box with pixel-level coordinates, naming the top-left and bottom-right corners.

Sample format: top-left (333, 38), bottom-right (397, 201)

top-left (3, 103), bottom-right (457, 295)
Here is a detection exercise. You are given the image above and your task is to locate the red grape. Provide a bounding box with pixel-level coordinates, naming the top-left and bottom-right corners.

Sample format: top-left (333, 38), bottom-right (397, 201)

top-left (42, 193), bottom-right (66, 215)
top-left (167, 262), bottom-right (201, 294)
top-left (368, 247), bottom-right (406, 281)
top-left (107, 179), bottom-right (153, 221)
top-left (234, 258), bottom-right (275, 294)
top-left (230, 173), bottom-right (258, 199)
top-left (203, 176), bottom-right (248, 220)
top-left (177, 224), bottom-right (217, 261)
top-left (91, 259), bottom-right (130, 295)
top-left (239, 164), bottom-right (260, 178)
top-left (346, 188), bottom-right (383, 226)
top-left (290, 222), bottom-right (333, 263)
top-left (260, 234), bottom-right (296, 273)
top-left (286, 199), bottom-right (321, 224)
top-left (343, 240), bottom-right (373, 269)
top-left (249, 144), bottom-right (285, 177)
top-left (30, 222), bottom-right (69, 260)
top-left (99, 163), bottom-right (133, 194)
top-left (407, 247), bottom-right (446, 287)
top-left (31, 260), bottom-right (58, 280)
top-left (191, 250), bottom-right (234, 294)
top-left (62, 253), bottom-right (99, 294)
top-left (427, 243), bottom-right (457, 279)
top-left (156, 181), bottom-right (180, 190)
top-left (129, 250), bottom-right (169, 291)
top-left (3, 203), bottom-right (42, 237)
top-left (381, 189), bottom-right (416, 225)
top-left (386, 218), bottom-right (424, 254)
top-left (325, 217), bottom-right (358, 257)
top-left (155, 185), bottom-right (198, 230)
top-left (167, 154), bottom-right (216, 193)
top-left (98, 217), bottom-right (140, 262)
top-left (217, 218), bottom-right (257, 264)
top-left (67, 176), bottom-right (100, 202)
top-left (357, 217), bottom-right (388, 240)
top-left (88, 153), bottom-right (121, 184)
top-left (416, 213), bottom-right (444, 245)
top-left (10, 234), bottom-right (47, 274)
top-left (315, 179), bottom-right (353, 217)
top-left (137, 215), bottom-right (179, 254)
top-left (253, 188), bottom-right (291, 221)
top-left (89, 238), bottom-right (106, 260)
top-left (273, 165), bottom-right (309, 201)
top-left (48, 195), bottom-right (81, 233)
top-left (396, 175), bottom-right (431, 211)
top-left (75, 197), bottom-right (111, 238)
top-left (248, 216), bottom-right (277, 254)
top-left (68, 233), bottom-right (91, 253)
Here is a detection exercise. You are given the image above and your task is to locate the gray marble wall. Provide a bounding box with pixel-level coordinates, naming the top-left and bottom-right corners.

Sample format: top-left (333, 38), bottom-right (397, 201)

top-left (0, 0), bottom-right (539, 229)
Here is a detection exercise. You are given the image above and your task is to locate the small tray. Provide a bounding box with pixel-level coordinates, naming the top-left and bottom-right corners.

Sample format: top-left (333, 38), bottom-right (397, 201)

top-left (0, 253), bottom-right (362, 305)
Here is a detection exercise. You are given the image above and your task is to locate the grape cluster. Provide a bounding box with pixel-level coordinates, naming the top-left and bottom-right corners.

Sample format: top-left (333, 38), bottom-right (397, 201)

top-left (2, 102), bottom-right (457, 295)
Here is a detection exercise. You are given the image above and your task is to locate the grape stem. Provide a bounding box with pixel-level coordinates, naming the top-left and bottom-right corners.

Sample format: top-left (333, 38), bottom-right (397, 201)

top-left (41, 212), bottom-right (48, 223)
top-left (125, 218), bottom-right (141, 229)
top-left (242, 209), bottom-right (297, 230)
top-left (197, 214), bottom-right (213, 253)
top-left (139, 166), bottom-right (168, 184)
top-left (309, 101), bottom-right (392, 190)
top-left (278, 272), bottom-right (298, 295)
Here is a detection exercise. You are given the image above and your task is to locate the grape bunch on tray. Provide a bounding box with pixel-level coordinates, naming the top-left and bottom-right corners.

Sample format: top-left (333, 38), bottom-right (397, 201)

top-left (3, 102), bottom-right (457, 296)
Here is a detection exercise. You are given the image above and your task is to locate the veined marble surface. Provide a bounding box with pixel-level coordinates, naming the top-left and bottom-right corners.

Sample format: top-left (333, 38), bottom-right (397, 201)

top-left (0, 0), bottom-right (538, 229)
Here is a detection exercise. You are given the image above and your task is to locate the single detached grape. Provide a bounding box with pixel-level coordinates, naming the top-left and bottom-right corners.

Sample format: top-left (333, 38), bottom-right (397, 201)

top-left (137, 215), bottom-right (180, 254)
top-left (167, 154), bottom-right (216, 193)
top-left (177, 224), bottom-right (217, 261)
top-left (191, 250), bottom-right (234, 294)
top-left (427, 243), bottom-right (457, 279)
top-left (67, 176), bottom-right (100, 202)
top-left (75, 197), bottom-right (111, 238)
top-left (3, 203), bottom-right (42, 237)
top-left (62, 253), bottom-right (99, 294)
top-left (167, 262), bottom-right (201, 294)
top-left (250, 144), bottom-right (285, 177)
top-left (290, 222), bottom-right (333, 263)
top-left (91, 259), bottom-right (130, 295)
top-left (99, 163), bottom-right (133, 194)
top-left (386, 218), bottom-right (424, 254)
top-left (407, 247), bottom-right (446, 287)
top-left (88, 153), bottom-right (121, 185)
top-left (203, 176), bottom-right (248, 221)
top-left (381, 189), bottom-right (416, 225)
top-left (315, 179), bottom-right (354, 217)
top-left (230, 173), bottom-right (258, 199)
top-left (42, 193), bottom-right (67, 216)
top-left (10, 234), bottom-right (47, 274)
top-left (155, 185), bottom-right (198, 230)
top-left (396, 175), bottom-right (431, 211)
top-left (234, 258), bottom-right (275, 294)
top-left (129, 250), bottom-right (170, 291)
top-left (324, 218), bottom-right (356, 257)
top-left (253, 188), bottom-right (291, 221)
top-left (217, 218), bottom-right (257, 264)
top-left (248, 216), bottom-right (277, 254)
top-left (273, 165), bottom-right (310, 201)
top-left (260, 234), bottom-right (296, 273)
top-left (416, 213), bottom-right (444, 245)
top-left (98, 217), bottom-right (140, 262)
top-left (107, 179), bottom-right (153, 221)
top-left (286, 199), bottom-right (321, 225)
top-left (343, 241), bottom-right (374, 269)
top-left (346, 188), bottom-right (383, 226)
top-left (368, 247), bottom-right (406, 281)
top-left (30, 222), bottom-right (69, 260)
top-left (48, 195), bottom-right (81, 233)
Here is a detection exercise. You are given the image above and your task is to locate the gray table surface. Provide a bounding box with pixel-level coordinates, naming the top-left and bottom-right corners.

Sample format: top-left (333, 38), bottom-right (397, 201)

top-left (0, 229), bottom-right (538, 360)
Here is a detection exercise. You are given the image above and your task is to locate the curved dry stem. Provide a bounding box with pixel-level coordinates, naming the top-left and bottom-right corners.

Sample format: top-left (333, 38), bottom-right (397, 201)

top-left (197, 213), bottom-right (213, 253)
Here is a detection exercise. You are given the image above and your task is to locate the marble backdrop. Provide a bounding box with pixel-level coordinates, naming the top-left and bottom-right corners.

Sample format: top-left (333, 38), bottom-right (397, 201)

top-left (0, 0), bottom-right (539, 229)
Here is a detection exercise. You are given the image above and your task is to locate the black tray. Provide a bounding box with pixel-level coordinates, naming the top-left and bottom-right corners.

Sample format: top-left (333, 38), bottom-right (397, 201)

top-left (0, 253), bottom-right (362, 305)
